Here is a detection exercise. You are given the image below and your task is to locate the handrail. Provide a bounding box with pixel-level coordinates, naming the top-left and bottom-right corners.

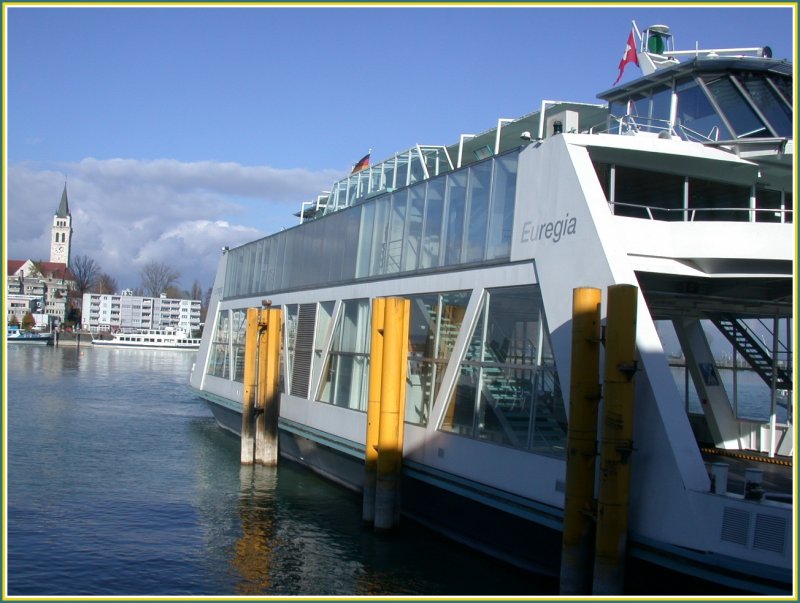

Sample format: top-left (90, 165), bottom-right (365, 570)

top-left (610, 201), bottom-right (793, 222)
top-left (752, 318), bottom-right (793, 360)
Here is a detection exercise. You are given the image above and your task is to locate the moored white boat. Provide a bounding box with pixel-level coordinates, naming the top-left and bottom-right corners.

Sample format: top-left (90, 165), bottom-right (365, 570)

top-left (189, 23), bottom-right (794, 595)
top-left (92, 328), bottom-right (201, 350)
top-left (7, 327), bottom-right (54, 345)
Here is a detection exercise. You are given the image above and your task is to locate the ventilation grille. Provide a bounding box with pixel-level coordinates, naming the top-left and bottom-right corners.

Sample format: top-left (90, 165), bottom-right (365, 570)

top-left (721, 507), bottom-right (750, 546)
top-left (290, 303), bottom-right (317, 397)
top-left (753, 514), bottom-right (786, 554)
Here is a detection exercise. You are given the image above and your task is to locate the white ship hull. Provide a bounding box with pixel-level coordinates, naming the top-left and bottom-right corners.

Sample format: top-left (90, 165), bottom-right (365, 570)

top-left (189, 37), bottom-right (794, 595)
top-left (93, 330), bottom-right (201, 351)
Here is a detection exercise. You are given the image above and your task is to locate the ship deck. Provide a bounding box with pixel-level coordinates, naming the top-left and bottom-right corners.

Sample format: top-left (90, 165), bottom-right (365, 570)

top-left (701, 448), bottom-right (793, 502)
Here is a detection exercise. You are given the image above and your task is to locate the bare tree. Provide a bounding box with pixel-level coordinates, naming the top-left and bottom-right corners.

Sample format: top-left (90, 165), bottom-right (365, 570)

top-left (95, 273), bottom-right (119, 294)
top-left (164, 285), bottom-right (183, 299)
top-left (139, 261), bottom-right (181, 297)
top-left (189, 280), bottom-right (203, 301)
top-left (70, 255), bottom-right (101, 297)
top-left (202, 286), bottom-right (213, 322)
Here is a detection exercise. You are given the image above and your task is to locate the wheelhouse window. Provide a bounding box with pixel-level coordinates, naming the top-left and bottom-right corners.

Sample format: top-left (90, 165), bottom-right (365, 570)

top-left (704, 75), bottom-right (767, 138)
top-left (739, 73), bottom-right (792, 137)
top-left (675, 78), bottom-right (732, 141)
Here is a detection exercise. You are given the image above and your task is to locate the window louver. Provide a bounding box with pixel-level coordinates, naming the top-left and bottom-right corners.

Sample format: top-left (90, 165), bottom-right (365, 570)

top-left (290, 303), bottom-right (317, 397)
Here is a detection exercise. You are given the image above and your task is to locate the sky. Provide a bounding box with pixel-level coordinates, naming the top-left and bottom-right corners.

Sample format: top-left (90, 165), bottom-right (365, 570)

top-left (3, 3), bottom-right (795, 294)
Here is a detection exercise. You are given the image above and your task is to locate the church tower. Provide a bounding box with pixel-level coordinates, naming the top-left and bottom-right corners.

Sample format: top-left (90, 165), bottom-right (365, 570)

top-left (50, 183), bottom-right (73, 265)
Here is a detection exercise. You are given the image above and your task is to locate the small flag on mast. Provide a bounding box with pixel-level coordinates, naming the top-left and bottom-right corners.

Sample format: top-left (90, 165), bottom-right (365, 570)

top-left (614, 28), bottom-right (639, 85)
top-left (351, 152), bottom-right (370, 174)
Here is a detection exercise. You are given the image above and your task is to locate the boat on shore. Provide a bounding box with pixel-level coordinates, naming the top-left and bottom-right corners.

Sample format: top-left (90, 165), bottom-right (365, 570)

top-left (7, 327), bottom-right (54, 345)
top-left (92, 328), bottom-right (201, 351)
top-left (189, 23), bottom-right (793, 595)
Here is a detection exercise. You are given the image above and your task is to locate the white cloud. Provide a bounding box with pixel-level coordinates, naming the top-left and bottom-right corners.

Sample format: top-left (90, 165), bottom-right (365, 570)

top-left (6, 158), bottom-right (343, 291)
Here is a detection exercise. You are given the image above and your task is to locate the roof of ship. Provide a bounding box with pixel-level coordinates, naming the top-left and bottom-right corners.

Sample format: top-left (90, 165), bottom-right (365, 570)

top-left (598, 55), bottom-right (793, 102)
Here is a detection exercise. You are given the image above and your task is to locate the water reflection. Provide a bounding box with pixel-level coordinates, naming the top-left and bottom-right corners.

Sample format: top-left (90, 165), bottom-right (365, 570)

top-left (8, 345), bottom-right (545, 596)
top-left (225, 458), bottom-right (546, 596)
top-left (234, 465), bottom-right (278, 594)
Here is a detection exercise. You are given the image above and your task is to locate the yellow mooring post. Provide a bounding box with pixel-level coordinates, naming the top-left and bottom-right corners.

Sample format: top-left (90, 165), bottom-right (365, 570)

top-left (241, 308), bottom-right (261, 464)
top-left (374, 297), bottom-right (410, 531)
top-left (363, 297), bottom-right (386, 525)
top-left (593, 284), bottom-right (638, 595)
top-left (254, 307), bottom-right (282, 466)
top-left (559, 287), bottom-right (602, 595)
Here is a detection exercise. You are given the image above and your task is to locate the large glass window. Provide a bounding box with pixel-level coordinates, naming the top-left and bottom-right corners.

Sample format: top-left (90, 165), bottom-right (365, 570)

top-left (440, 285), bottom-right (566, 456)
top-left (386, 191), bottom-right (407, 274)
top-left (369, 197), bottom-right (390, 277)
top-left (465, 161), bottom-right (492, 263)
top-left (444, 171), bottom-right (467, 265)
top-left (405, 291), bottom-right (470, 426)
top-left (613, 166), bottom-right (685, 220)
top-left (689, 177), bottom-right (750, 222)
top-left (756, 186), bottom-right (784, 223)
top-left (356, 203), bottom-right (375, 278)
top-left (314, 301), bottom-right (336, 378)
top-left (486, 154), bottom-right (517, 259)
top-left (231, 309), bottom-right (248, 383)
top-left (403, 186), bottom-right (425, 272)
top-left (421, 179), bottom-right (445, 269)
top-left (222, 152), bottom-right (520, 297)
top-left (208, 310), bottom-right (231, 379)
top-left (319, 299), bottom-right (371, 410)
top-left (284, 304), bottom-right (298, 393)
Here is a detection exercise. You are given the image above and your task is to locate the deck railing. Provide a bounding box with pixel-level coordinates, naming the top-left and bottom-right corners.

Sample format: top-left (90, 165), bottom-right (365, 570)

top-left (610, 202), bottom-right (793, 223)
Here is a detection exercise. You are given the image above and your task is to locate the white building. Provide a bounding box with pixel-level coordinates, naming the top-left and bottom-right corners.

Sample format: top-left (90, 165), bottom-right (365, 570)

top-left (6, 260), bottom-right (73, 326)
top-left (81, 290), bottom-right (202, 333)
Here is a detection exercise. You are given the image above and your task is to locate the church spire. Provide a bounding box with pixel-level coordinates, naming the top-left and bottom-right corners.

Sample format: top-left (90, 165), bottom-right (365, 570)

top-left (56, 182), bottom-right (70, 218)
top-left (51, 182), bottom-right (73, 265)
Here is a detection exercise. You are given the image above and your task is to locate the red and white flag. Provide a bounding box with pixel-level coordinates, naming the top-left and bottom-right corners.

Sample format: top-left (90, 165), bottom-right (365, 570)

top-left (613, 29), bottom-right (639, 85)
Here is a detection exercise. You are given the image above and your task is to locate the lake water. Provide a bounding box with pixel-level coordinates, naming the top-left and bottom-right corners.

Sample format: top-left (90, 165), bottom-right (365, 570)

top-left (670, 365), bottom-right (790, 423)
top-left (5, 344), bottom-right (546, 597)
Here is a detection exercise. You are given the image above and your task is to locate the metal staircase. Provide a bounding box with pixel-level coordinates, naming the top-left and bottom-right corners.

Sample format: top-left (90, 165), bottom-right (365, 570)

top-left (710, 316), bottom-right (792, 391)
top-left (477, 343), bottom-right (566, 450)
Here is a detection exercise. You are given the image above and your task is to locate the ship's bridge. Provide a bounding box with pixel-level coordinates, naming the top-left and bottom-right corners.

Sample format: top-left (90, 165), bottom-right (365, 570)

top-left (596, 51), bottom-right (792, 155)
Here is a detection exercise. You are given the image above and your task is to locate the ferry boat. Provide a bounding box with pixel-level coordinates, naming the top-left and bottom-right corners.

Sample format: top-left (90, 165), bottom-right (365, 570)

top-left (7, 327), bottom-right (54, 345)
top-left (92, 328), bottom-right (201, 351)
top-left (189, 24), bottom-right (794, 595)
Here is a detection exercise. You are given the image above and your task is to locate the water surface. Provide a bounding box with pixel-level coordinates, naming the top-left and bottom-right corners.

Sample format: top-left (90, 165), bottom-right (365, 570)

top-left (6, 345), bottom-right (547, 597)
